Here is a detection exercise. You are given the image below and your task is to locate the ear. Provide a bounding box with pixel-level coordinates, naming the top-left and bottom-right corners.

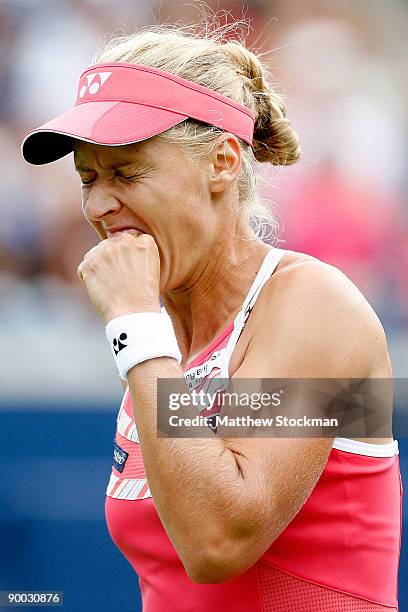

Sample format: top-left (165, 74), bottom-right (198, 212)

top-left (208, 135), bottom-right (242, 194)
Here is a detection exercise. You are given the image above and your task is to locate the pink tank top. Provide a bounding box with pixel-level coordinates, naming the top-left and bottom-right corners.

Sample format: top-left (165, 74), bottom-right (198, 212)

top-left (105, 248), bottom-right (402, 611)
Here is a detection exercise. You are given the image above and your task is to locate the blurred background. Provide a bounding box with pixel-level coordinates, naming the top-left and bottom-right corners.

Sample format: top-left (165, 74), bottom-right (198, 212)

top-left (0, 1), bottom-right (406, 610)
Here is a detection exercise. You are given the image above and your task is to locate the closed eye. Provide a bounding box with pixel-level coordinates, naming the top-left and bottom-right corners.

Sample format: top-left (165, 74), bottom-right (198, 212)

top-left (119, 174), bottom-right (145, 181)
top-left (80, 173), bottom-right (145, 186)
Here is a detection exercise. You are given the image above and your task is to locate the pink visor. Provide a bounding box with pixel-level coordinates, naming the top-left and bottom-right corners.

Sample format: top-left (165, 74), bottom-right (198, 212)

top-left (21, 62), bottom-right (255, 165)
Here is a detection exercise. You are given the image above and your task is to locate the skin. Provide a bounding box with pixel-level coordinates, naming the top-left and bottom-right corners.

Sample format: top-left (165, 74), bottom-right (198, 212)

top-left (75, 134), bottom-right (393, 583)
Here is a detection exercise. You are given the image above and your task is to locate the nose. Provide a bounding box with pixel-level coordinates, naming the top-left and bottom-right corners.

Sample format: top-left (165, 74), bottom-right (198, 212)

top-left (82, 180), bottom-right (122, 223)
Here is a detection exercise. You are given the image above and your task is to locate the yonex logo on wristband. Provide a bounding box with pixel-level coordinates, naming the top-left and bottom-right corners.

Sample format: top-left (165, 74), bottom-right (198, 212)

top-left (112, 332), bottom-right (128, 355)
top-left (106, 312), bottom-right (182, 380)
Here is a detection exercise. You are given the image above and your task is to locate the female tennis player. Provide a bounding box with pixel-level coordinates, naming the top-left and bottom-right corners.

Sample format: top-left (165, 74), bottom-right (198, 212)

top-left (21, 24), bottom-right (401, 612)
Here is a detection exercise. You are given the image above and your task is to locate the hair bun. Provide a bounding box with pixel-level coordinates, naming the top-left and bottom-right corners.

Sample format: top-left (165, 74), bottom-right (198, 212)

top-left (221, 41), bottom-right (301, 165)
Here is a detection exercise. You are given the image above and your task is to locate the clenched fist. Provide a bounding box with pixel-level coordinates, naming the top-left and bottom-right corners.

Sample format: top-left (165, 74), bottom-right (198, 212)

top-left (77, 231), bottom-right (161, 324)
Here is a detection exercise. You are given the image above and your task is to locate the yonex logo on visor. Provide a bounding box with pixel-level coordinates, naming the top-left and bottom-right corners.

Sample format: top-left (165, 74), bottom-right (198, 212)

top-left (79, 71), bottom-right (112, 98)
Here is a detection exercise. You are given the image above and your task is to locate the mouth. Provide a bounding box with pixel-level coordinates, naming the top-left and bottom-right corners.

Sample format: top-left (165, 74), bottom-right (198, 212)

top-left (106, 227), bottom-right (146, 238)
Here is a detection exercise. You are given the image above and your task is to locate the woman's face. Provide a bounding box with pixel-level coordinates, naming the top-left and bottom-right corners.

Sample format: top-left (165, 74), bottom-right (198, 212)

top-left (74, 136), bottom-right (239, 292)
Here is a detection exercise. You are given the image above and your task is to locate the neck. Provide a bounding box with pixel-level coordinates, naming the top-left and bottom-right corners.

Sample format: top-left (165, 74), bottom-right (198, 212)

top-left (162, 223), bottom-right (272, 366)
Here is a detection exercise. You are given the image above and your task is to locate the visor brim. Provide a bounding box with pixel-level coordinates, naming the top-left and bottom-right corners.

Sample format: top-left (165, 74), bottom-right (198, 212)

top-left (21, 100), bottom-right (188, 165)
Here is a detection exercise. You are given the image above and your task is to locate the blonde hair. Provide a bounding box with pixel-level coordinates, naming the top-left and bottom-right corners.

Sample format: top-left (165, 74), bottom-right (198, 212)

top-left (93, 20), bottom-right (301, 242)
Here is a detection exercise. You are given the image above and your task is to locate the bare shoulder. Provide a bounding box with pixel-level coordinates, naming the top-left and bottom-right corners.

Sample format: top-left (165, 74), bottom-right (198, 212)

top-left (238, 249), bottom-right (391, 379)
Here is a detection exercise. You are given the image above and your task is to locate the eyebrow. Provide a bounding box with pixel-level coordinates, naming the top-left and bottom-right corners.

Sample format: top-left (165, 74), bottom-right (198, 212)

top-left (74, 160), bottom-right (144, 173)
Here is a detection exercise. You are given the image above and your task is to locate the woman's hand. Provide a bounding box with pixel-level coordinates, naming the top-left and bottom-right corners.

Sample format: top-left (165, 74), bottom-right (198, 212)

top-left (77, 232), bottom-right (161, 324)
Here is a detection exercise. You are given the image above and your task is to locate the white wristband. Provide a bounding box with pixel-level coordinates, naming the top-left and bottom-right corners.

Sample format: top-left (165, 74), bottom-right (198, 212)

top-left (105, 312), bottom-right (182, 380)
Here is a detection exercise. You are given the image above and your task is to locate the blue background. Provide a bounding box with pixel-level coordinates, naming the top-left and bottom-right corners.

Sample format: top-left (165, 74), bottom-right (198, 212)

top-left (0, 405), bottom-right (405, 612)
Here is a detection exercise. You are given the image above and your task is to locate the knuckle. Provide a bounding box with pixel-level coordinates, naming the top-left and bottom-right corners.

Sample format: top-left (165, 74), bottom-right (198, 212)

top-left (113, 233), bottom-right (131, 247)
top-left (86, 255), bottom-right (98, 269)
top-left (138, 233), bottom-right (155, 247)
